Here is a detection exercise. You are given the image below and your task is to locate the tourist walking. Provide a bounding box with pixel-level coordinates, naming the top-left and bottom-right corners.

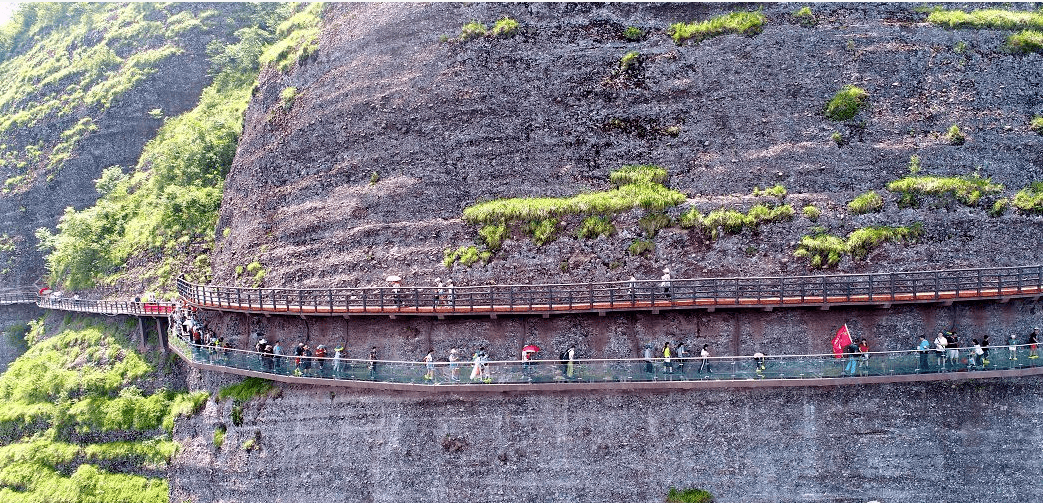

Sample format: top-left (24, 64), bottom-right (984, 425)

top-left (1029, 328), bottom-right (1039, 359)
top-left (660, 267), bottom-right (672, 298)
top-left (448, 348), bottom-right (460, 381)
top-left (675, 341), bottom-right (687, 375)
top-left (934, 332), bottom-right (948, 369)
top-left (699, 344), bottom-right (712, 374)
top-left (858, 338), bottom-right (870, 376)
top-left (947, 332), bottom-right (960, 367)
top-left (643, 344), bottom-right (654, 374)
top-left (970, 339), bottom-right (983, 370)
top-left (566, 345), bottom-right (576, 379)
top-left (917, 335), bottom-right (930, 372)
top-left (424, 349), bottom-right (435, 380)
top-left (662, 342), bottom-right (673, 374)
top-left (981, 335), bottom-right (990, 366)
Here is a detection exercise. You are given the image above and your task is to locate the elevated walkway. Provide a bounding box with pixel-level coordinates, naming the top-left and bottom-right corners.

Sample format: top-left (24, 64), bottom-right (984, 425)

top-left (169, 334), bottom-right (1043, 392)
top-left (176, 265), bottom-right (1043, 318)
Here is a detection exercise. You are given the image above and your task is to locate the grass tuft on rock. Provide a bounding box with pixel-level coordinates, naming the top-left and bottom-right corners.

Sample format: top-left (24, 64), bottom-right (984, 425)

top-left (825, 85), bottom-right (867, 121)
top-left (887, 174), bottom-right (1002, 207)
top-left (669, 11), bottom-right (765, 45)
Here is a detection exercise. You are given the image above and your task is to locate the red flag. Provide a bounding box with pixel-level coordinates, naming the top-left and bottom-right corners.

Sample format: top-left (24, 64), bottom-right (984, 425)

top-left (832, 324), bottom-right (851, 359)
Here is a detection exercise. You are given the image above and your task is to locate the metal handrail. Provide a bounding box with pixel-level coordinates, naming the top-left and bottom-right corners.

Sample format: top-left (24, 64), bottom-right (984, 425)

top-left (0, 288), bottom-right (40, 305)
top-left (168, 333), bottom-right (1043, 387)
top-left (36, 296), bottom-right (176, 316)
top-left (175, 264), bottom-right (1043, 317)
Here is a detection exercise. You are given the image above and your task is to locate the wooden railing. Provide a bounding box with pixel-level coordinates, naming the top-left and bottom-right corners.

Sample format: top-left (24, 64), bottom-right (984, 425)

top-left (0, 288), bottom-right (40, 306)
top-left (176, 265), bottom-right (1043, 317)
top-left (36, 296), bottom-right (175, 316)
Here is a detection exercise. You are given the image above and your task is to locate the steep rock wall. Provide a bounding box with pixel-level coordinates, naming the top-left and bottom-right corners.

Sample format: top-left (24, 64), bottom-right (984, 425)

top-left (215, 2), bottom-right (1043, 290)
top-left (170, 371), bottom-right (1043, 503)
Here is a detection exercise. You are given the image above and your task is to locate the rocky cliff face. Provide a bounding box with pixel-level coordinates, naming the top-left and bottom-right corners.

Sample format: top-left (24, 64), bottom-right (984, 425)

top-left (0, 3), bottom-right (264, 288)
top-left (215, 2), bottom-right (1042, 291)
top-left (171, 368), bottom-right (1043, 503)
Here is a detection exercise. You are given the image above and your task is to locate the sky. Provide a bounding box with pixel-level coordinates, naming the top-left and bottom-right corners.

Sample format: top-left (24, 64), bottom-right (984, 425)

top-left (0, 3), bottom-right (17, 25)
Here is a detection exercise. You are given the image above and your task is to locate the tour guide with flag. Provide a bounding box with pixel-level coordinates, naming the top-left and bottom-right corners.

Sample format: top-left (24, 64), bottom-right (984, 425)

top-left (832, 324), bottom-right (852, 359)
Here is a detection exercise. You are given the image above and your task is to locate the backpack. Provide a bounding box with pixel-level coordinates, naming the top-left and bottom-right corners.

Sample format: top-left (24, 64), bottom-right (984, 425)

top-left (560, 351), bottom-right (568, 364)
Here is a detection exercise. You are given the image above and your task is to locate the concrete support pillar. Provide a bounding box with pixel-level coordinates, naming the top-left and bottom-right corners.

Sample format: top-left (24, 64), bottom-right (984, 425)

top-left (156, 317), bottom-right (168, 352)
top-left (137, 317), bottom-right (146, 349)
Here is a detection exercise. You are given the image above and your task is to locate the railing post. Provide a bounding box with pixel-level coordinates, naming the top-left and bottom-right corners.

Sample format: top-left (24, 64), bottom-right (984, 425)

top-left (589, 283), bottom-right (594, 310)
top-left (509, 286), bottom-right (515, 311)
top-left (821, 276), bottom-right (827, 303)
top-left (868, 274), bottom-right (873, 301)
top-left (236, 287), bottom-right (241, 308)
top-left (415, 287), bottom-right (420, 312)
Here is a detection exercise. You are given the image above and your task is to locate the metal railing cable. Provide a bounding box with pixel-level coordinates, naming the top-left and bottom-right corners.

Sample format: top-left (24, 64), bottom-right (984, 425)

top-left (168, 334), bottom-right (1043, 386)
top-left (175, 264), bottom-right (1043, 316)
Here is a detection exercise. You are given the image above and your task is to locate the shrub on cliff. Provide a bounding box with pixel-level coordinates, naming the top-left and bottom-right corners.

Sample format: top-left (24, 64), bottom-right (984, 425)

top-left (847, 191), bottom-right (883, 214)
top-left (927, 8), bottom-right (1043, 30)
top-left (1008, 30), bottom-right (1043, 53)
top-left (887, 174), bottom-right (1002, 207)
top-left (1013, 182), bottom-right (1043, 212)
top-left (669, 11), bottom-right (765, 45)
top-left (795, 224), bottom-right (923, 268)
top-left (667, 487), bottom-right (715, 503)
top-left (1032, 116), bottom-right (1043, 135)
top-left (824, 85), bottom-right (867, 121)
top-left (0, 315), bottom-right (208, 502)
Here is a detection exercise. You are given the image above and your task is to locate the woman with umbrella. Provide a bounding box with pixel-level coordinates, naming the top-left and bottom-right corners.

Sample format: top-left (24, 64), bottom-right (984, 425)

top-left (386, 275), bottom-right (402, 308)
top-left (522, 344), bottom-right (539, 372)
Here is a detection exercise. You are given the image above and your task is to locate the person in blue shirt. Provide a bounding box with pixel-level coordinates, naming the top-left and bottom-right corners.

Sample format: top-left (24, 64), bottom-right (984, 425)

top-left (917, 335), bottom-right (931, 372)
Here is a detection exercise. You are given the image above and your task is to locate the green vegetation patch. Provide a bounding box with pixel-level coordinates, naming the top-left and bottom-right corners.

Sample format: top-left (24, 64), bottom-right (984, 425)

top-left (443, 246), bottom-right (490, 268)
top-left (36, 6), bottom-right (301, 294)
top-left (946, 124), bottom-right (965, 145)
top-left (751, 184), bottom-right (786, 199)
top-left (217, 377), bottom-right (276, 404)
top-left (465, 165), bottom-right (683, 225)
top-left (478, 223), bottom-right (509, 250)
top-left (927, 8), bottom-right (1043, 30)
top-left (576, 216), bottom-right (615, 239)
top-left (802, 205), bottom-right (821, 220)
top-left (460, 17), bottom-right (519, 41)
top-left (681, 204), bottom-right (794, 239)
top-left (0, 315), bottom-right (208, 503)
top-left (825, 85), bottom-right (867, 121)
top-left (887, 174), bottom-right (1002, 207)
top-left (490, 17), bottom-right (519, 38)
top-left (1032, 116), bottom-right (1043, 135)
top-left (669, 11), bottom-right (765, 45)
top-left (795, 224), bottom-right (923, 268)
top-left (792, 6), bottom-right (817, 27)
top-left (1008, 30), bottom-right (1043, 53)
top-left (623, 26), bottom-right (644, 41)
top-left (259, 3), bottom-right (323, 72)
top-left (847, 190), bottom-right (883, 214)
top-left (667, 487), bottom-right (715, 503)
top-left (1013, 182), bottom-right (1043, 212)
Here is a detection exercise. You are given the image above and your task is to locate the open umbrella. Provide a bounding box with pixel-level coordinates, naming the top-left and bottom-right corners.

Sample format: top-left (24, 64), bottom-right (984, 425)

top-left (385, 275), bottom-right (402, 282)
top-left (522, 344), bottom-right (540, 353)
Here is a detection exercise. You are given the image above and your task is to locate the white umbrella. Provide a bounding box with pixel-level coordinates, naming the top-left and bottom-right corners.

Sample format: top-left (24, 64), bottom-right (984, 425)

top-left (385, 275), bottom-right (402, 282)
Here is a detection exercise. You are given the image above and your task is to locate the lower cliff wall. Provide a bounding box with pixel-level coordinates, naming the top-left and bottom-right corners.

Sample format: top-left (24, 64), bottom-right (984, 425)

top-left (171, 298), bottom-right (1043, 502)
top-left (170, 371), bottom-right (1042, 503)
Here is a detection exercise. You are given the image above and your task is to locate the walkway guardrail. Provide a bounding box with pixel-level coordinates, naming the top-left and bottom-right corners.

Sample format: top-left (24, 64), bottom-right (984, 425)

top-left (176, 265), bottom-right (1043, 317)
top-left (0, 288), bottom-right (39, 305)
top-left (36, 296), bottom-right (176, 316)
top-left (169, 334), bottom-right (1043, 388)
